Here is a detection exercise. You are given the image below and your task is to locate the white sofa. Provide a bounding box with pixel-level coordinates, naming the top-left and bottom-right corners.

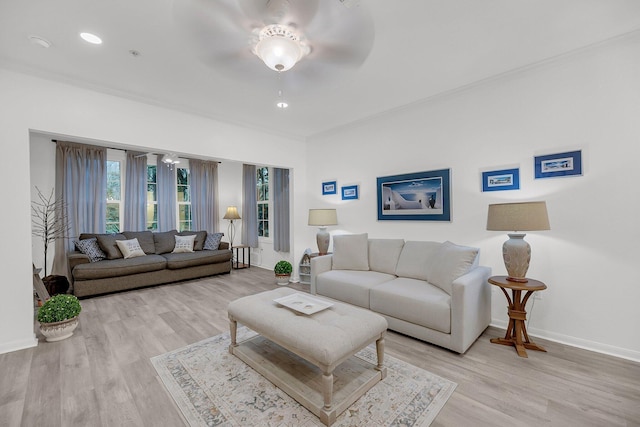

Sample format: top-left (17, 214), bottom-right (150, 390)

top-left (310, 234), bottom-right (491, 354)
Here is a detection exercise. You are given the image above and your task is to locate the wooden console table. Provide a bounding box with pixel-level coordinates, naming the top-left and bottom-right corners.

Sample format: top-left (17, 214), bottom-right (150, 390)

top-left (489, 275), bottom-right (547, 358)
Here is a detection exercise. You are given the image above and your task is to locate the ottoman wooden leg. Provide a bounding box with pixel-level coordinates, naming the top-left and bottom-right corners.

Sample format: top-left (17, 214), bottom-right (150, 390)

top-left (322, 371), bottom-right (333, 410)
top-left (228, 317), bottom-right (237, 354)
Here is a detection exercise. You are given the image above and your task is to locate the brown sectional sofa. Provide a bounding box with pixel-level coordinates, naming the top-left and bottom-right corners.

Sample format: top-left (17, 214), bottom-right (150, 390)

top-left (68, 230), bottom-right (232, 298)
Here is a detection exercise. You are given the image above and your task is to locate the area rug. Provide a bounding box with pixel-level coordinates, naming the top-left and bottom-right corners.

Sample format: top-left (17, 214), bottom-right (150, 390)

top-left (151, 327), bottom-right (456, 426)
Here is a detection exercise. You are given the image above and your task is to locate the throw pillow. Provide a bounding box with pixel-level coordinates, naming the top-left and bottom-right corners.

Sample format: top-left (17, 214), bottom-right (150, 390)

top-left (204, 232), bottom-right (224, 250)
top-left (153, 230), bottom-right (178, 254)
top-left (332, 233), bottom-right (370, 271)
top-left (395, 241), bottom-right (442, 281)
top-left (427, 241), bottom-right (479, 294)
top-left (74, 237), bottom-right (106, 262)
top-left (178, 230), bottom-right (207, 251)
top-left (173, 234), bottom-right (196, 253)
top-left (115, 238), bottom-right (147, 259)
top-left (96, 233), bottom-right (126, 259)
top-left (368, 239), bottom-right (405, 274)
top-left (123, 231), bottom-right (156, 254)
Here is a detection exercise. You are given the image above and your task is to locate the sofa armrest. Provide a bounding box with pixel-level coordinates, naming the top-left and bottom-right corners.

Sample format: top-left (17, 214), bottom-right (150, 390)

top-left (67, 252), bottom-right (90, 282)
top-left (450, 265), bottom-right (492, 353)
top-left (310, 255), bottom-right (332, 295)
top-left (219, 241), bottom-right (229, 250)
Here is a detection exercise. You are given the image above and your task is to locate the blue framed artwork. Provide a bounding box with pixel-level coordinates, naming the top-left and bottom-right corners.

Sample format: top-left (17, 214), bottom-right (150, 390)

top-left (322, 181), bottom-right (337, 195)
top-left (535, 150), bottom-right (582, 179)
top-left (377, 169), bottom-right (451, 221)
top-left (482, 168), bottom-right (520, 192)
top-left (341, 185), bottom-right (359, 200)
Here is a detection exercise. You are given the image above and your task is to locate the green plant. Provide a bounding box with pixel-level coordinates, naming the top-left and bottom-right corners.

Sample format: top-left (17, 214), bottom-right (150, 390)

top-left (37, 294), bottom-right (82, 323)
top-left (274, 260), bottom-right (292, 275)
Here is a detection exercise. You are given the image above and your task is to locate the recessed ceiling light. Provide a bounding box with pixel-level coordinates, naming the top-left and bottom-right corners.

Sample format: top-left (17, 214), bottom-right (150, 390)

top-left (28, 35), bottom-right (51, 48)
top-left (276, 101), bottom-right (289, 109)
top-left (80, 32), bottom-right (102, 45)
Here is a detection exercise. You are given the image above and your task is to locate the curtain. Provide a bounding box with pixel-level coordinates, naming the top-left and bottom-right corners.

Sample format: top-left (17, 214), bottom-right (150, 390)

top-left (52, 141), bottom-right (106, 277)
top-left (190, 159), bottom-right (218, 233)
top-left (156, 157), bottom-right (177, 231)
top-left (273, 168), bottom-right (290, 252)
top-left (242, 164), bottom-right (258, 247)
top-left (124, 151), bottom-right (148, 231)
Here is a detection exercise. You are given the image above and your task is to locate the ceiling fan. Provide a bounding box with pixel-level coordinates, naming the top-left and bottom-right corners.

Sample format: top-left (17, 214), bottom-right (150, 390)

top-left (172, 0), bottom-right (375, 82)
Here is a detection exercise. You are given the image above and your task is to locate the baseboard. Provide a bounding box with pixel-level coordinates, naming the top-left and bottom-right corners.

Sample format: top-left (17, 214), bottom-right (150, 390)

top-left (0, 334), bottom-right (38, 355)
top-left (490, 320), bottom-right (640, 363)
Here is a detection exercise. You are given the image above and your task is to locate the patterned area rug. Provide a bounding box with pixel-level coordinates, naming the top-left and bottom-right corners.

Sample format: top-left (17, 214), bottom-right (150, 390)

top-left (151, 327), bottom-right (456, 426)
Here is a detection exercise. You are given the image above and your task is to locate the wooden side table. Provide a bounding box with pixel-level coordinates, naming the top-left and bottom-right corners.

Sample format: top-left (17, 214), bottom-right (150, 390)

top-left (232, 245), bottom-right (250, 269)
top-left (489, 275), bottom-right (547, 358)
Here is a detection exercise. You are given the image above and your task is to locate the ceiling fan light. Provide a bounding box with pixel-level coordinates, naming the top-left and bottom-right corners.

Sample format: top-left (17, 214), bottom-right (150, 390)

top-left (256, 36), bottom-right (302, 72)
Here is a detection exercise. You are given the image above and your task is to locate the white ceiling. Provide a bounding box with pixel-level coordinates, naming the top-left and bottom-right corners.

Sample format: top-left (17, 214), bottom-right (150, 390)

top-left (2, 0), bottom-right (640, 140)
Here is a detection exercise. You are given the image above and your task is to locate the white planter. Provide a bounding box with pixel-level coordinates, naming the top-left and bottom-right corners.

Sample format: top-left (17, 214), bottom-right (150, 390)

top-left (275, 274), bottom-right (291, 286)
top-left (39, 316), bottom-right (79, 342)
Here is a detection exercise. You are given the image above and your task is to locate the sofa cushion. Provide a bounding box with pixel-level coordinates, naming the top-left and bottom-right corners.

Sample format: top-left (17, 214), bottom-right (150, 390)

top-left (116, 238), bottom-right (146, 259)
top-left (153, 230), bottom-right (178, 254)
top-left (428, 241), bottom-right (479, 294)
top-left (332, 233), bottom-right (369, 271)
top-left (394, 241), bottom-right (441, 280)
top-left (368, 239), bottom-right (404, 275)
top-left (95, 233), bottom-right (127, 259)
top-left (315, 269), bottom-right (394, 309)
top-left (123, 231), bottom-right (156, 254)
top-left (204, 232), bottom-right (224, 250)
top-left (72, 255), bottom-right (167, 280)
top-left (178, 230), bottom-right (207, 251)
top-left (162, 249), bottom-right (232, 269)
top-left (370, 277), bottom-right (451, 334)
top-left (74, 238), bottom-right (106, 262)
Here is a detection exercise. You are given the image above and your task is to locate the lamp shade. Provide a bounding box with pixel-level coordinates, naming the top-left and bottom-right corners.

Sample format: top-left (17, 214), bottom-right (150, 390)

top-left (223, 206), bottom-right (241, 220)
top-left (308, 209), bottom-right (338, 226)
top-left (487, 201), bottom-right (550, 232)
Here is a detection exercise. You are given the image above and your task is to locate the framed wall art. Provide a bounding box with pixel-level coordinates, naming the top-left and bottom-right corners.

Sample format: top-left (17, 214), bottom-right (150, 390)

top-left (482, 168), bottom-right (520, 192)
top-left (322, 181), bottom-right (337, 195)
top-left (341, 185), bottom-right (359, 200)
top-left (535, 150), bottom-right (582, 179)
top-left (376, 169), bottom-right (451, 221)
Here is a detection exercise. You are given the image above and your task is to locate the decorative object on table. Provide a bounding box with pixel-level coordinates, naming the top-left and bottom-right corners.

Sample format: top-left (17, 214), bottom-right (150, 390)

top-left (482, 167), bottom-right (520, 192)
top-left (308, 208), bottom-right (338, 255)
top-left (321, 180), bottom-right (337, 195)
top-left (37, 294), bottom-right (82, 342)
top-left (42, 275), bottom-right (70, 296)
top-left (534, 150), bottom-right (582, 179)
top-left (31, 187), bottom-right (70, 277)
top-left (298, 249), bottom-right (313, 285)
top-left (341, 184), bottom-right (359, 200)
top-left (274, 260), bottom-right (292, 285)
top-left (487, 201), bottom-right (550, 283)
top-left (377, 169), bottom-right (451, 221)
top-left (151, 326), bottom-right (457, 427)
top-left (223, 206), bottom-right (241, 247)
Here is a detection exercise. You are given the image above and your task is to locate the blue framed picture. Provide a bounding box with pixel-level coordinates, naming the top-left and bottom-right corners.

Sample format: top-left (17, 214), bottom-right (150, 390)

top-left (482, 168), bottom-right (520, 192)
top-left (535, 150), bottom-right (582, 179)
top-left (322, 181), bottom-right (337, 195)
top-left (376, 169), bottom-right (451, 221)
top-left (341, 185), bottom-right (359, 200)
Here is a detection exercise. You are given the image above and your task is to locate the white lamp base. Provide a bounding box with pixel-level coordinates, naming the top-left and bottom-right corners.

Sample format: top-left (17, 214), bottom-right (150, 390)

top-left (503, 233), bottom-right (531, 283)
top-left (316, 227), bottom-right (330, 255)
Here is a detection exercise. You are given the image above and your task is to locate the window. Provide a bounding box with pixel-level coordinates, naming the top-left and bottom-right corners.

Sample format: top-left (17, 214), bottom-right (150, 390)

top-left (257, 166), bottom-right (269, 238)
top-left (106, 160), bottom-right (122, 233)
top-left (177, 167), bottom-right (192, 231)
top-left (147, 165), bottom-right (157, 230)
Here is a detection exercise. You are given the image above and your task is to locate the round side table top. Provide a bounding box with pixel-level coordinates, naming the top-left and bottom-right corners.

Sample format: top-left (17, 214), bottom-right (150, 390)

top-left (488, 275), bottom-right (547, 291)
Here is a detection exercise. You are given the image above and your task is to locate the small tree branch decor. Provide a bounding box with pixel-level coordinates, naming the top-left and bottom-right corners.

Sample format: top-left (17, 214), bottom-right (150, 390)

top-left (31, 187), bottom-right (70, 277)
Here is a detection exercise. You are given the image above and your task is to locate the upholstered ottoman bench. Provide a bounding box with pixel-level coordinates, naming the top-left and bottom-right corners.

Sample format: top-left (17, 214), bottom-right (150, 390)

top-left (228, 287), bottom-right (388, 426)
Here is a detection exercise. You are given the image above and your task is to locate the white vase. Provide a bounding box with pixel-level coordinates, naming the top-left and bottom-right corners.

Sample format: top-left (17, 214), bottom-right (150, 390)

top-left (39, 316), bottom-right (79, 342)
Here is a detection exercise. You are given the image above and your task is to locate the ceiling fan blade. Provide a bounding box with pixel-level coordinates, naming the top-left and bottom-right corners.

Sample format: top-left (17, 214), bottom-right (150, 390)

top-left (238, 0), bottom-right (320, 28)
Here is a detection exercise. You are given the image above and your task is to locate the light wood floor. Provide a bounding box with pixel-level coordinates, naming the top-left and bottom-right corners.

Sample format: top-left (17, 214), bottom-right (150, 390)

top-left (1, 267), bottom-right (638, 426)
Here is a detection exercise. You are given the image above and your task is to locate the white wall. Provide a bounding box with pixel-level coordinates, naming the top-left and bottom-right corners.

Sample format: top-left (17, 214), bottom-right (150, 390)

top-left (306, 34), bottom-right (640, 361)
top-left (0, 69), bottom-right (307, 354)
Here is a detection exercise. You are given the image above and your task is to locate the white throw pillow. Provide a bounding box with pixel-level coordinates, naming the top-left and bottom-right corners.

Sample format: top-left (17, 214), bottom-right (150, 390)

top-left (368, 239), bottom-right (405, 274)
top-left (332, 233), bottom-right (369, 271)
top-left (394, 241), bottom-right (441, 281)
top-left (427, 241), bottom-right (479, 294)
top-left (115, 238), bottom-right (146, 259)
top-left (173, 234), bottom-right (196, 253)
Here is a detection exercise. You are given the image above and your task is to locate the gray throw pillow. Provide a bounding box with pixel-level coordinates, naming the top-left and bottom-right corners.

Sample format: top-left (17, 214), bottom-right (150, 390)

top-left (74, 237), bottom-right (106, 262)
top-left (204, 232), bottom-right (224, 250)
top-left (153, 230), bottom-right (178, 254)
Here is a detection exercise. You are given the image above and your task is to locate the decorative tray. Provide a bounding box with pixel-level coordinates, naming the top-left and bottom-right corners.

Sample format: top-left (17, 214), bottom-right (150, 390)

top-left (274, 293), bottom-right (333, 315)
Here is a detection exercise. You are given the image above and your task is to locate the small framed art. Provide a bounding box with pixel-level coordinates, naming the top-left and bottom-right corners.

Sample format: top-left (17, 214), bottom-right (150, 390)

top-left (482, 168), bottom-right (520, 192)
top-left (322, 181), bottom-right (337, 195)
top-left (535, 150), bottom-right (582, 179)
top-left (341, 185), bottom-right (359, 200)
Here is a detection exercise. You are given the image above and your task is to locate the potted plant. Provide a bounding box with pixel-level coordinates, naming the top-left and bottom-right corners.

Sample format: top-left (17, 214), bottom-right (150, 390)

top-left (274, 260), bottom-right (292, 285)
top-left (37, 294), bottom-right (82, 342)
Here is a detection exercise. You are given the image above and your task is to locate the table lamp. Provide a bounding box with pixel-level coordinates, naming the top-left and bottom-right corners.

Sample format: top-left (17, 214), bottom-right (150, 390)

top-left (223, 206), bottom-right (241, 247)
top-left (308, 209), bottom-right (338, 255)
top-left (487, 201), bottom-right (550, 283)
